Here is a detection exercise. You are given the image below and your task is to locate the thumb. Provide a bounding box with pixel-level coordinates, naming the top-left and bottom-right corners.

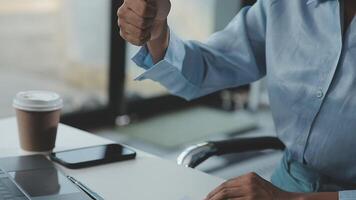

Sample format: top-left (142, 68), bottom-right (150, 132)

top-left (149, 0), bottom-right (171, 20)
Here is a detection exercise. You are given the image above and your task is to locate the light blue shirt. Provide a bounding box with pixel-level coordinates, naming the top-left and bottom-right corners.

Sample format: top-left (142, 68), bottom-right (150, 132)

top-left (132, 0), bottom-right (356, 198)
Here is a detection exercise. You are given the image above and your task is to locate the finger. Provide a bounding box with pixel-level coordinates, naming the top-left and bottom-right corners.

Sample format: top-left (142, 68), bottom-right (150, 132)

top-left (225, 177), bottom-right (245, 187)
top-left (117, 3), bottom-right (155, 29)
top-left (126, 0), bottom-right (157, 18)
top-left (120, 30), bottom-right (150, 46)
top-left (124, 8), bottom-right (155, 29)
top-left (119, 19), bottom-right (151, 39)
top-left (207, 188), bottom-right (244, 200)
top-left (207, 178), bottom-right (244, 199)
top-left (241, 172), bottom-right (262, 186)
top-left (206, 184), bottom-right (225, 199)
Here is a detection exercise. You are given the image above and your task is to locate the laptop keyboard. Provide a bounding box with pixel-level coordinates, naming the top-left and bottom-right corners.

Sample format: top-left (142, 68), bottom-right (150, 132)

top-left (0, 169), bottom-right (27, 200)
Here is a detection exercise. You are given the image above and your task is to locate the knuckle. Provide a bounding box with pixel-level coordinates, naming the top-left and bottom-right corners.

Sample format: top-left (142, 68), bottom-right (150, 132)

top-left (117, 4), bottom-right (125, 15)
top-left (117, 9), bottom-right (125, 19)
top-left (116, 6), bottom-right (121, 16)
top-left (247, 172), bottom-right (258, 180)
top-left (248, 172), bottom-right (257, 177)
top-left (117, 19), bottom-right (122, 27)
top-left (119, 31), bottom-right (127, 39)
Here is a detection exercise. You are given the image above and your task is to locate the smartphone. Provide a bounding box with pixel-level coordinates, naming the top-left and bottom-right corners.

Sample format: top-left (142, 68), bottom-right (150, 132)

top-left (50, 143), bottom-right (136, 169)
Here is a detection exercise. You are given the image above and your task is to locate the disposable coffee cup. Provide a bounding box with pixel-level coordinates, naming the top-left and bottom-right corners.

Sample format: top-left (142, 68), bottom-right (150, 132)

top-left (13, 91), bottom-right (63, 152)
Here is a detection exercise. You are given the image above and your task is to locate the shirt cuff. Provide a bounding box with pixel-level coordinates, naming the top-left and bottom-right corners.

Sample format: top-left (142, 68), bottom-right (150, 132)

top-left (339, 190), bottom-right (356, 200)
top-left (131, 29), bottom-right (186, 75)
top-left (131, 45), bottom-right (154, 70)
top-left (131, 30), bottom-right (199, 100)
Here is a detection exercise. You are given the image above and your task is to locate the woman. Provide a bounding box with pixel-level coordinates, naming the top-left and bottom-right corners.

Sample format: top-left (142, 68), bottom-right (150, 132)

top-left (117, 0), bottom-right (356, 199)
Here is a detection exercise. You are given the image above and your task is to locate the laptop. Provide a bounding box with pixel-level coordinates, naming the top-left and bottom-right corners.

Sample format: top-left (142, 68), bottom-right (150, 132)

top-left (0, 155), bottom-right (92, 200)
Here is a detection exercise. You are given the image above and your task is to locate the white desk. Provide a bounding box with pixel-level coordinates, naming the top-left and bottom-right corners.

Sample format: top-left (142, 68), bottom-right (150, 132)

top-left (0, 117), bottom-right (224, 200)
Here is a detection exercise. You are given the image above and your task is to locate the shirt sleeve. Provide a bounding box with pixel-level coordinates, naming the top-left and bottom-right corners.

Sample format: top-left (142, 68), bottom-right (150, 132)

top-left (339, 191), bottom-right (356, 200)
top-left (132, 0), bottom-right (268, 100)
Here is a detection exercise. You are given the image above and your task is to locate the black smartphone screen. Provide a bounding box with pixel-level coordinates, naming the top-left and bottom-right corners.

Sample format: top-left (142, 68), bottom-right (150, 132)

top-left (50, 144), bottom-right (136, 169)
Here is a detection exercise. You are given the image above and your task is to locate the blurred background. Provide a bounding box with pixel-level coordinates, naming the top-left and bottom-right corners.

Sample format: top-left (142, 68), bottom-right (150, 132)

top-left (0, 0), bottom-right (281, 180)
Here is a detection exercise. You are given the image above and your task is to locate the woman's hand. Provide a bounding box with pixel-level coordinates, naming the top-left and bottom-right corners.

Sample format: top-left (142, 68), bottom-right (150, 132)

top-left (117, 0), bottom-right (171, 46)
top-left (205, 172), bottom-right (301, 200)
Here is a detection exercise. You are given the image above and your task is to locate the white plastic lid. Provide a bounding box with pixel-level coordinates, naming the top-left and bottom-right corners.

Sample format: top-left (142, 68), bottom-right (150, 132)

top-left (13, 91), bottom-right (63, 112)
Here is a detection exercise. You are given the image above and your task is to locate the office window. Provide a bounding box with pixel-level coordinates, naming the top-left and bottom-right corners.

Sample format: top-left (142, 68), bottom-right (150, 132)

top-left (0, 0), bottom-right (110, 118)
top-left (125, 0), bottom-right (240, 99)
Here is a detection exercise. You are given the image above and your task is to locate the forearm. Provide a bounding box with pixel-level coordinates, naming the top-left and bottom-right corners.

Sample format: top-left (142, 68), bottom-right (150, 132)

top-left (147, 20), bottom-right (169, 63)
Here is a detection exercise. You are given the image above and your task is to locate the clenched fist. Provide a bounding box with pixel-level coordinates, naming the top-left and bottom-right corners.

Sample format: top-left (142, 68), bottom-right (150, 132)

top-left (117, 0), bottom-right (171, 46)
